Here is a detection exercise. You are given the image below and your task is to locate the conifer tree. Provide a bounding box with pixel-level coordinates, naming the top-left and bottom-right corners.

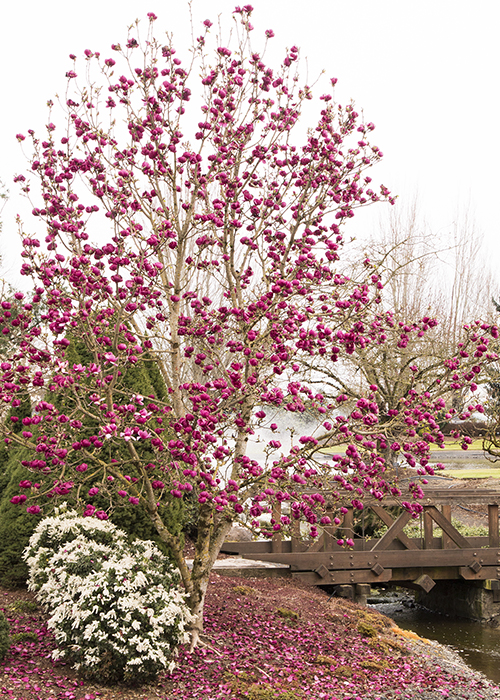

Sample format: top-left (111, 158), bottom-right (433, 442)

top-left (54, 333), bottom-right (186, 554)
top-left (0, 338), bottom-right (182, 586)
top-left (0, 446), bottom-right (40, 587)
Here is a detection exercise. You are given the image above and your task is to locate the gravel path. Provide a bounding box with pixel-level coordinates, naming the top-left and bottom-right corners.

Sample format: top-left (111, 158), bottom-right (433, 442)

top-left (363, 635), bottom-right (500, 700)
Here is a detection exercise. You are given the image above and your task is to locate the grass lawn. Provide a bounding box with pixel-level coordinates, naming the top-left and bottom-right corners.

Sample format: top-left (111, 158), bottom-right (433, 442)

top-left (428, 439), bottom-right (484, 451)
top-left (442, 468), bottom-right (500, 479)
top-left (320, 439), bottom-right (485, 455)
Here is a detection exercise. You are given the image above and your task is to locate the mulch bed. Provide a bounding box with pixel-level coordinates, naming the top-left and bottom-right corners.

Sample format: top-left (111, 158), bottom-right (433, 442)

top-left (0, 573), bottom-right (498, 700)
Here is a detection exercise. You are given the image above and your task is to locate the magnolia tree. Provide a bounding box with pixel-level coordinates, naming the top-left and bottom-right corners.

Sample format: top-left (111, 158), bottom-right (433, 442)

top-left (4, 7), bottom-right (496, 645)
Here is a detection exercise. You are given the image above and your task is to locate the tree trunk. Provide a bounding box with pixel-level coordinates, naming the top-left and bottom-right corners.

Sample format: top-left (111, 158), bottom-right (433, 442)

top-left (187, 508), bottom-right (234, 646)
top-left (382, 446), bottom-right (401, 479)
top-left (152, 499), bottom-right (235, 648)
top-left (186, 574), bottom-right (210, 651)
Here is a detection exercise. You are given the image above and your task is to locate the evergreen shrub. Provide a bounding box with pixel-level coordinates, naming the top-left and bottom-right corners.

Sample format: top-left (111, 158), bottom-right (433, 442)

top-left (0, 611), bottom-right (9, 661)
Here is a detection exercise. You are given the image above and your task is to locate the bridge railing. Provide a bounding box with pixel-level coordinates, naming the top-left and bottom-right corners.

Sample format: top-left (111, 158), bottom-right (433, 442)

top-left (266, 488), bottom-right (500, 554)
top-left (223, 488), bottom-right (500, 555)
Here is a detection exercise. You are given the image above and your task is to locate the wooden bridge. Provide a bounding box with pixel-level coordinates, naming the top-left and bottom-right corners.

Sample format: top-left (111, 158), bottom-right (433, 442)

top-left (221, 489), bottom-right (500, 595)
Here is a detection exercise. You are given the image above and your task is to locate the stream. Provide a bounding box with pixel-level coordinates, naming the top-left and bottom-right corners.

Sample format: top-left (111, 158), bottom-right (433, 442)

top-left (370, 591), bottom-right (500, 684)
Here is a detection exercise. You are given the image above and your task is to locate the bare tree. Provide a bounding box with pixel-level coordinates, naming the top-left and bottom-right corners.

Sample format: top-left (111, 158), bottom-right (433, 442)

top-left (302, 201), bottom-right (498, 467)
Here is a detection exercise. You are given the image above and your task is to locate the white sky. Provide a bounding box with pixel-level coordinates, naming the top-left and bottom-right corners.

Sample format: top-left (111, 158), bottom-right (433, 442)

top-left (1, 0), bottom-right (499, 289)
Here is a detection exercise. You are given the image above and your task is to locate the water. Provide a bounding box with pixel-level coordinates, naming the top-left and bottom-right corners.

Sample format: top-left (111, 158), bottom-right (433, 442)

top-left (371, 596), bottom-right (500, 684)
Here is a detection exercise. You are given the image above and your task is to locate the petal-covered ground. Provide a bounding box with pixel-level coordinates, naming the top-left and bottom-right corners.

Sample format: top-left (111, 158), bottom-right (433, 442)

top-left (0, 576), bottom-right (499, 700)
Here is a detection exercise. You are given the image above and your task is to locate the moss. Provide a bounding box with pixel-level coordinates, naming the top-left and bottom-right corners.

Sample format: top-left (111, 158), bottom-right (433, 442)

top-left (8, 600), bottom-right (38, 614)
top-left (248, 685), bottom-right (302, 700)
top-left (357, 620), bottom-right (379, 638)
top-left (335, 665), bottom-right (354, 678)
top-left (355, 608), bottom-right (392, 630)
top-left (232, 585), bottom-right (258, 596)
top-left (355, 608), bottom-right (393, 639)
top-left (275, 607), bottom-right (299, 620)
top-left (10, 631), bottom-right (39, 644)
top-left (362, 659), bottom-right (389, 671)
top-left (369, 635), bottom-right (408, 656)
top-left (225, 670), bottom-right (255, 684)
top-left (314, 655), bottom-right (336, 666)
top-left (224, 672), bottom-right (303, 699)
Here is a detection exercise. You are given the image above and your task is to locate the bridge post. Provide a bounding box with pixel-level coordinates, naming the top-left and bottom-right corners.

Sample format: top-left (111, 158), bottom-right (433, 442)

top-left (272, 502), bottom-right (282, 554)
top-left (335, 584), bottom-right (370, 605)
top-left (417, 580), bottom-right (500, 622)
top-left (354, 583), bottom-right (370, 605)
top-left (340, 507), bottom-right (354, 542)
top-left (441, 505), bottom-right (452, 548)
top-left (489, 505), bottom-right (499, 547)
top-left (291, 517), bottom-right (301, 552)
top-left (423, 507), bottom-right (433, 548)
top-left (337, 585), bottom-right (354, 600)
top-left (323, 507), bottom-right (335, 551)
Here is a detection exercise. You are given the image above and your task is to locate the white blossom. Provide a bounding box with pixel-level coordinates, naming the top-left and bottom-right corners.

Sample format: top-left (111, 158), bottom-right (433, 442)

top-left (23, 507), bottom-right (193, 683)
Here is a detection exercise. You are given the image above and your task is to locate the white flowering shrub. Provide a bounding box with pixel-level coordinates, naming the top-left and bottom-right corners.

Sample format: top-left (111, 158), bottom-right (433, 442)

top-left (23, 507), bottom-right (192, 684)
top-left (24, 503), bottom-right (127, 592)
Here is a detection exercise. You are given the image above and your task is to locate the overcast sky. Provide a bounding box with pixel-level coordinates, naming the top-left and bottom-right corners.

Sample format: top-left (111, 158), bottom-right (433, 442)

top-left (1, 0), bottom-right (499, 287)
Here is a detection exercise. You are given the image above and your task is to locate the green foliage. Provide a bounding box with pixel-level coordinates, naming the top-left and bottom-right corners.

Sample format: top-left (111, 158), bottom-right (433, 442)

top-left (142, 348), bottom-right (168, 401)
top-left (107, 498), bottom-right (185, 558)
top-left (58, 334), bottom-right (187, 555)
top-left (0, 393), bottom-right (32, 472)
top-left (0, 446), bottom-right (41, 588)
top-left (0, 322), bottom-right (184, 590)
top-left (0, 611), bottom-right (10, 660)
top-left (6, 393), bottom-right (31, 437)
